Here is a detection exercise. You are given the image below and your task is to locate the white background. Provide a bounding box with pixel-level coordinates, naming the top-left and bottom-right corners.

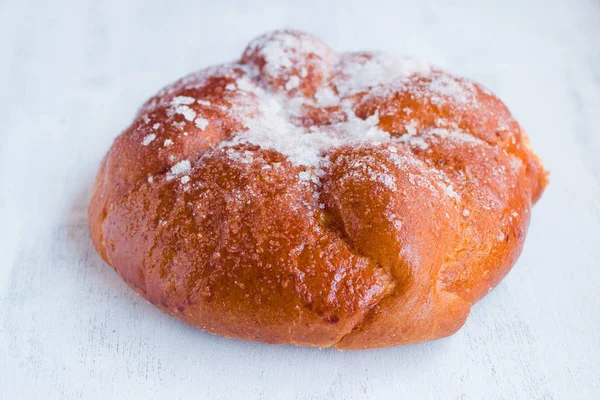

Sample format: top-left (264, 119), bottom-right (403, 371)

top-left (1, 0), bottom-right (599, 398)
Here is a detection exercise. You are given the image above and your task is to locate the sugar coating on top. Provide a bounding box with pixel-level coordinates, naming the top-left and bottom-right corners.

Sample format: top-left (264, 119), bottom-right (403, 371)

top-left (333, 52), bottom-right (431, 96)
top-left (217, 55), bottom-right (480, 171)
top-left (141, 134), bottom-right (156, 146)
top-left (195, 117), bottom-right (209, 130)
top-left (222, 82), bottom-right (393, 166)
top-left (166, 160), bottom-right (191, 180)
top-left (137, 30), bottom-right (508, 209)
top-left (244, 30), bottom-right (334, 78)
top-left (216, 41), bottom-right (442, 167)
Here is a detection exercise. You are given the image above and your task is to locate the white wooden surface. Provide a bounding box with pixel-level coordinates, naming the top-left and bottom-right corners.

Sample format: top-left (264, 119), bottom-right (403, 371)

top-left (1, 0), bottom-right (599, 398)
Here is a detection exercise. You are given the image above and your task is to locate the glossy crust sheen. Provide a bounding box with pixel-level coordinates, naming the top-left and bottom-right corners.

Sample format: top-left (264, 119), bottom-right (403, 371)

top-left (89, 30), bottom-right (547, 349)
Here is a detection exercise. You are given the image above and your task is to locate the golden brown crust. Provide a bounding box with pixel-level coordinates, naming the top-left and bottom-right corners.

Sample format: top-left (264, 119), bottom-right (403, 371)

top-left (88, 30), bottom-right (547, 349)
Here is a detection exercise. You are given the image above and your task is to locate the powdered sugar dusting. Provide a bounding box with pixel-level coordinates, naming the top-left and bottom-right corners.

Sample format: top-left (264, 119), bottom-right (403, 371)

top-left (222, 92), bottom-right (391, 166)
top-left (426, 128), bottom-right (485, 145)
top-left (285, 76), bottom-right (300, 91)
top-left (386, 206), bottom-right (404, 230)
top-left (430, 75), bottom-right (477, 105)
top-left (217, 42), bottom-right (438, 170)
top-left (393, 120), bottom-right (429, 149)
top-left (445, 184), bottom-right (461, 201)
top-left (167, 160), bottom-right (191, 180)
top-left (298, 171), bottom-right (311, 181)
top-left (195, 117), bottom-right (209, 130)
top-left (140, 31), bottom-right (513, 218)
top-left (245, 30), bottom-right (333, 78)
top-left (174, 105), bottom-right (196, 121)
top-left (142, 134), bottom-right (156, 146)
top-left (373, 172), bottom-right (397, 190)
top-left (171, 96), bottom-right (196, 106)
top-left (405, 120), bottom-right (418, 136)
top-left (314, 87), bottom-right (339, 106)
top-left (335, 53), bottom-right (431, 96)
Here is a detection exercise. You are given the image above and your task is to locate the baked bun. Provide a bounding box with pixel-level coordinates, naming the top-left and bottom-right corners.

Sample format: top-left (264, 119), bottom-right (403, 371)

top-left (89, 30), bottom-right (547, 349)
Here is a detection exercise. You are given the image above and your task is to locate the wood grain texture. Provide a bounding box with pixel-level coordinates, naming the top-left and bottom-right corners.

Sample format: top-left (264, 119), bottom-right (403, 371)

top-left (0, 0), bottom-right (599, 398)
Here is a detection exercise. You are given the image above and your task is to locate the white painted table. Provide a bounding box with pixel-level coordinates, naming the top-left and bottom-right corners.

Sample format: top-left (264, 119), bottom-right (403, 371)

top-left (1, 0), bottom-right (599, 398)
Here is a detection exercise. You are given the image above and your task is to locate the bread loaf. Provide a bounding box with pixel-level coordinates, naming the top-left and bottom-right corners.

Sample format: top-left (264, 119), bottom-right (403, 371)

top-left (89, 30), bottom-right (547, 349)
